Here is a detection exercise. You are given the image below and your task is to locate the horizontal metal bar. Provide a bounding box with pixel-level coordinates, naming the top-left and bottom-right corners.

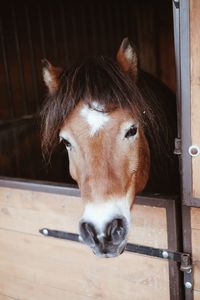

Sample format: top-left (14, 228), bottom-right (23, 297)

top-left (39, 228), bottom-right (189, 263)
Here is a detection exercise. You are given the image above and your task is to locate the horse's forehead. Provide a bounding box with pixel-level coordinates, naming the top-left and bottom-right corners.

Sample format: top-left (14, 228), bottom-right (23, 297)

top-left (62, 101), bottom-right (133, 136)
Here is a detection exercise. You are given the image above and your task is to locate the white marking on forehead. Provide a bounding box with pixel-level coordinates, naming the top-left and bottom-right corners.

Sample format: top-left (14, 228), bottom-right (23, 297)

top-left (80, 103), bottom-right (110, 136)
top-left (81, 198), bottom-right (131, 233)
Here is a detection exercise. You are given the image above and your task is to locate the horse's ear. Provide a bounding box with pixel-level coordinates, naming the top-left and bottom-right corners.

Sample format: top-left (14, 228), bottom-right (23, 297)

top-left (116, 38), bottom-right (138, 81)
top-left (42, 59), bottom-right (63, 94)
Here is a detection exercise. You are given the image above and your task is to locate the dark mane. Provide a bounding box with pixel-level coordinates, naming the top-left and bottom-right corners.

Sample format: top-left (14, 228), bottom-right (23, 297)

top-left (41, 56), bottom-right (178, 193)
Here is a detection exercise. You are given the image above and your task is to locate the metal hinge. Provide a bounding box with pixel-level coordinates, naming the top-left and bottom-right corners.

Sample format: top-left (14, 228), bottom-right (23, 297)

top-left (180, 253), bottom-right (193, 290)
top-left (174, 138), bottom-right (181, 155)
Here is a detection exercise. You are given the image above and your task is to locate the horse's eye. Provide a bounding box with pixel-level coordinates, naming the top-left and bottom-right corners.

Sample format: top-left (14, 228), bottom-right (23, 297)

top-left (125, 125), bottom-right (137, 139)
top-left (62, 139), bottom-right (72, 149)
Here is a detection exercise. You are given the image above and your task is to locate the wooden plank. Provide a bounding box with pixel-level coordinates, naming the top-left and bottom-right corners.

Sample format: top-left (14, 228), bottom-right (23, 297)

top-left (194, 290), bottom-right (200, 300)
top-left (191, 228), bottom-right (200, 291)
top-left (0, 229), bottom-right (170, 300)
top-left (191, 209), bottom-right (200, 294)
top-left (191, 208), bottom-right (200, 230)
top-left (0, 294), bottom-right (17, 300)
top-left (0, 187), bottom-right (168, 248)
top-left (190, 0), bottom-right (200, 198)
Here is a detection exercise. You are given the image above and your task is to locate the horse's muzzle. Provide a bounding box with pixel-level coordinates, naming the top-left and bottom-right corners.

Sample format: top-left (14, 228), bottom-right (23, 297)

top-left (79, 216), bottom-right (129, 258)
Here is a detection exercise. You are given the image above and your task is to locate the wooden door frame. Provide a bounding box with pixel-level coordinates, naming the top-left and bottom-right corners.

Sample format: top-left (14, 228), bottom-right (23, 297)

top-left (174, 0), bottom-right (200, 208)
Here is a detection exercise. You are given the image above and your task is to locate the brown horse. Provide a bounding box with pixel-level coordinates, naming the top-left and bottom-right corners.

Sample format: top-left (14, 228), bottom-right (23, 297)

top-left (41, 38), bottom-right (179, 257)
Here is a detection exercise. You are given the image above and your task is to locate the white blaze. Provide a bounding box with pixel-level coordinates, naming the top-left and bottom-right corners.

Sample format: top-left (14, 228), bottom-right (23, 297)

top-left (80, 103), bottom-right (110, 135)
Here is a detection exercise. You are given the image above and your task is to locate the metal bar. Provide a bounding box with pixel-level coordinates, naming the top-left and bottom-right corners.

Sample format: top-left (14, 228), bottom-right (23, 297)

top-left (179, 0), bottom-right (192, 206)
top-left (25, 6), bottom-right (40, 109)
top-left (12, 7), bottom-right (28, 114)
top-left (166, 197), bottom-right (183, 299)
top-left (172, 0), bottom-right (181, 131)
top-left (0, 177), bottom-right (80, 196)
top-left (0, 176), bottom-right (178, 206)
top-left (181, 206), bottom-right (193, 299)
top-left (39, 227), bottom-right (191, 264)
top-left (172, 1), bottom-right (193, 299)
top-left (0, 19), bottom-right (15, 118)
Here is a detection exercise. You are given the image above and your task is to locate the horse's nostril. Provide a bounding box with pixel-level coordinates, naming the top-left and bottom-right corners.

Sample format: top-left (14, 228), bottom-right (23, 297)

top-left (105, 217), bottom-right (127, 244)
top-left (79, 221), bottom-right (98, 247)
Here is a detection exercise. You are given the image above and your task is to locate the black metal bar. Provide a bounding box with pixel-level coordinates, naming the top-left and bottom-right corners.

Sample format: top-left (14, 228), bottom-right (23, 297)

top-left (39, 227), bottom-right (191, 264)
top-left (0, 19), bottom-right (15, 118)
top-left (166, 198), bottom-right (183, 299)
top-left (12, 7), bottom-right (28, 115)
top-left (39, 228), bottom-right (79, 243)
top-left (182, 205), bottom-right (193, 298)
top-left (25, 6), bottom-right (40, 109)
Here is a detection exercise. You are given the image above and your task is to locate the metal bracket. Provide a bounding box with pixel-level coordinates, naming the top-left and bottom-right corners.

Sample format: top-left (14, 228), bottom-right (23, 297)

top-left (174, 138), bottom-right (182, 155)
top-left (180, 253), bottom-right (193, 290)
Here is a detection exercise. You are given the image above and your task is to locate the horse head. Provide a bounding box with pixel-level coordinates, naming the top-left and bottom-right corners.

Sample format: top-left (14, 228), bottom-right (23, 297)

top-left (41, 39), bottom-right (158, 257)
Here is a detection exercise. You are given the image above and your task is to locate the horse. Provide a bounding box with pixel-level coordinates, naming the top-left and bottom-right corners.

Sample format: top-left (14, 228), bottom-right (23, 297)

top-left (41, 38), bottom-right (179, 258)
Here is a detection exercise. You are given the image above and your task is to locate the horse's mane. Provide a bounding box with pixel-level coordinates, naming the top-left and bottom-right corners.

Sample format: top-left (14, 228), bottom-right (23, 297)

top-left (41, 56), bottom-right (178, 192)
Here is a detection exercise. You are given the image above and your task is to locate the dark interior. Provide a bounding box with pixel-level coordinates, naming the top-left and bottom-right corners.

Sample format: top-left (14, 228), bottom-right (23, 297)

top-left (0, 0), bottom-right (176, 189)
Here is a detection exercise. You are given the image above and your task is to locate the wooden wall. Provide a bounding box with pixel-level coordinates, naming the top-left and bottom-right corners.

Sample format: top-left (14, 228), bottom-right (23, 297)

top-left (0, 187), bottom-right (171, 300)
top-left (191, 208), bottom-right (200, 299)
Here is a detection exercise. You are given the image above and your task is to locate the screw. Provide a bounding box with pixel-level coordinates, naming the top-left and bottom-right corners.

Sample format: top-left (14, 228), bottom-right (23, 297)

top-left (188, 145), bottom-right (200, 157)
top-left (162, 251), bottom-right (169, 259)
top-left (185, 282), bottom-right (192, 289)
top-left (42, 228), bottom-right (49, 236)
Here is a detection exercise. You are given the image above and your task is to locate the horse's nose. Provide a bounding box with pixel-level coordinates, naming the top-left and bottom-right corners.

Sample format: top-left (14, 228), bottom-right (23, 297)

top-left (79, 217), bottom-right (128, 256)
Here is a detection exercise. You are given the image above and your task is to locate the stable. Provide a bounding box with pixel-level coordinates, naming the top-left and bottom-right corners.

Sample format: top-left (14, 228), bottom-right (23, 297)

top-left (0, 1), bottom-right (199, 299)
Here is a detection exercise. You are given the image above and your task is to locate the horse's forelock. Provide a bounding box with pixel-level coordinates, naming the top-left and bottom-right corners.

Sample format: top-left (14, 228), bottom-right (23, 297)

top-left (41, 56), bottom-right (167, 162)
